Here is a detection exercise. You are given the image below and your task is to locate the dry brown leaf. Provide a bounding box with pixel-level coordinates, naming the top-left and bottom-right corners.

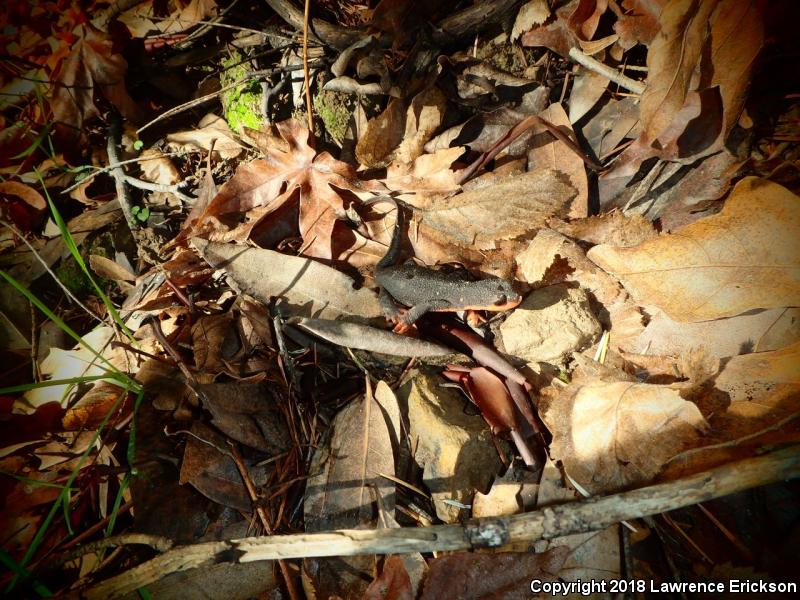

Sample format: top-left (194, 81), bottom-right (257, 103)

top-left (549, 210), bottom-right (658, 247)
top-left (192, 239), bottom-right (382, 321)
top-left (711, 342), bottom-right (800, 438)
top-left (394, 86), bottom-right (448, 164)
top-left (704, 0), bottom-right (764, 145)
top-left (51, 24), bottom-right (142, 148)
top-left (511, 0), bottom-right (551, 40)
top-left (119, 0), bottom-right (218, 37)
top-left (520, 0), bottom-right (607, 57)
top-left (639, 0), bottom-right (719, 144)
top-left (419, 549), bottom-right (570, 600)
top-left (293, 318), bottom-right (452, 357)
top-left (527, 104), bottom-right (588, 217)
top-left (194, 120), bottom-right (384, 260)
top-left (417, 169), bottom-right (576, 251)
top-left (363, 555), bottom-right (413, 600)
top-left (613, 0), bottom-right (666, 49)
top-left (88, 254), bottom-right (135, 282)
top-left (568, 68), bottom-right (609, 123)
top-left (662, 343), bottom-right (800, 479)
top-left (588, 177), bottom-right (800, 322)
top-left (304, 381), bottom-right (399, 599)
top-left (356, 98), bottom-right (406, 168)
top-left (543, 381), bottom-right (709, 493)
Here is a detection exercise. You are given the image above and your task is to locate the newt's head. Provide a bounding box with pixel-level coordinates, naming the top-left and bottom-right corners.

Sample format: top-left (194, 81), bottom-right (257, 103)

top-left (457, 278), bottom-right (522, 312)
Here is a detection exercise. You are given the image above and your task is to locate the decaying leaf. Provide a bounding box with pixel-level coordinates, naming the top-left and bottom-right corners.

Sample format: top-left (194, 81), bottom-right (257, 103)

top-left (419, 549), bottom-right (570, 600)
top-left (588, 177), bottom-right (800, 322)
top-left (166, 113), bottom-right (244, 160)
top-left (192, 239), bottom-right (382, 321)
top-left (543, 381), bottom-right (709, 493)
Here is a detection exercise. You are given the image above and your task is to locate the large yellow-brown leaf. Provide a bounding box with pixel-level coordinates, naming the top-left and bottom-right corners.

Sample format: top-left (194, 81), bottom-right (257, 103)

top-left (543, 380), bottom-right (708, 494)
top-left (587, 177), bottom-right (800, 322)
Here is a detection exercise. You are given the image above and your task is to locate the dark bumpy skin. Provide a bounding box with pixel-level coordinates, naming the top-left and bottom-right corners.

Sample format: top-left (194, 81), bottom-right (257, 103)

top-left (365, 196), bottom-right (522, 330)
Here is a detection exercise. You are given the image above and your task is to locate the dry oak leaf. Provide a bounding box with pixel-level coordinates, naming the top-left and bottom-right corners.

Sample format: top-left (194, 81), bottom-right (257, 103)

top-left (587, 177), bottom-right (800, 322)
top-left (194, 120), bottom-right (384, 260)
top-left (50, 24), bottom-right (142, 147)
top-left (543, 381), bottom-right (709, 494)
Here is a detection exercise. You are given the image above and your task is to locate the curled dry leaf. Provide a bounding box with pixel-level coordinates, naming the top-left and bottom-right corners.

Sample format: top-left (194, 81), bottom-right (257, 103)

top-left (192, 239), bottom-right (382, 321)
top-left (292, 318), bottom-right (452, 357)
top-left (543, 381), bottom-right (709, 494)
top-left (511, 0), bottom-right (551, 41)
top-left (588, 178), bottom-right (800, 322)
top-left (88, 254), bottom-right (135, 282)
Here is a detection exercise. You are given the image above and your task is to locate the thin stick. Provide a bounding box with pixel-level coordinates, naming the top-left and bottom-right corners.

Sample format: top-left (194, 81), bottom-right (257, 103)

top-left (568, 47), bottom-right (646, 95)
top-left (82, 445), bottom-right (800, 599)
top-left (302, 0), bottom-right (314, 134)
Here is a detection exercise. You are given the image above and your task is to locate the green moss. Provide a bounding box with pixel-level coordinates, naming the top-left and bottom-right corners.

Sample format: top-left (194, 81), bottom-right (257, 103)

top-left (220, 52), bottom-right (264, 133)
top-left (313, 90), bottom-right (352, 145)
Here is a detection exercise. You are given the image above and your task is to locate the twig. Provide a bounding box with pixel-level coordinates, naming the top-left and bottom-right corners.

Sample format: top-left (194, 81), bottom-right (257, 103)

top-left (81, 445), bottom-right (800, 599)
top-left (568, 47), bottom-right (646, 95)
top-left (61, 151), bottom-right (188, 195)
top-left (302, 0), bottom-right (314, 135)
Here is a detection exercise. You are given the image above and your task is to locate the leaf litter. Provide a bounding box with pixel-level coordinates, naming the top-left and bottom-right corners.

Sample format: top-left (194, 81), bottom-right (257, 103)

top-left (1, 0), bottom-right (799, 598)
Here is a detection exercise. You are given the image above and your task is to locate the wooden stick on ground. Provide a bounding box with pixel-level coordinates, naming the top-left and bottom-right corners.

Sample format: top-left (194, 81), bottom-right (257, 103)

top-left (80, 445), bottom-right (800, 599)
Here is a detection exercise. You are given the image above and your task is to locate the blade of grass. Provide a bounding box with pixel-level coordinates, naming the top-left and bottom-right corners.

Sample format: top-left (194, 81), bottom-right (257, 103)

top-left (0, 374), bottom-right (129, 394)
top-left (35, 168), bottom-right (134, 340)
top-left (0, 269), bottom-right (120, 377)
top-left (0, 549), bottom-right (52, 597)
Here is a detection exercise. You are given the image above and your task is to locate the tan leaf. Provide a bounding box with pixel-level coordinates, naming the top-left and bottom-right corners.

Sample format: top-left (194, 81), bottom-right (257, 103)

top-left (712, 342), bottom-right (800, 438)
top-left (304, 381), bottom-right (400, 599)
top-left (632, 308), bottom-right (800, 358)
top-left (192, 239), bottom-right (382, 321)
top-left (417, 169), bottom-right (576, 250)
top-left (527, 104), bottom-right (588, 217)
top-left (587, 177), bottom-right (800, 322)
top-left (511, 0), bottom-right (551, 40)
top-left (88, 254), bottom-right (135, 282)
top-left (138, 149), bottom-right (180, 185)
top-left (543, 381), bottom-right (709, 493)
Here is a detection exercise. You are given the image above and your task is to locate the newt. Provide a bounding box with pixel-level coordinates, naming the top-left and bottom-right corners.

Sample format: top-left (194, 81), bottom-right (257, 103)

top-left (365, 196), bottom-right (522, 331)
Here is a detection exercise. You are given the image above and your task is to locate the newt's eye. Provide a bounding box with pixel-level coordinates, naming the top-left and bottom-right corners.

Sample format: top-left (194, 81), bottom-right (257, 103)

top-left (495, 294), bottom-right (507, 305)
